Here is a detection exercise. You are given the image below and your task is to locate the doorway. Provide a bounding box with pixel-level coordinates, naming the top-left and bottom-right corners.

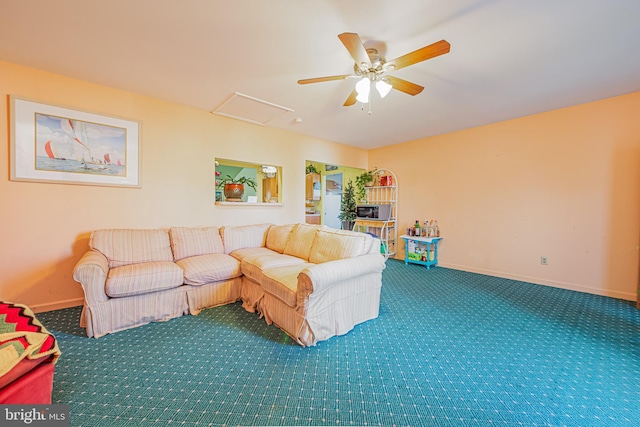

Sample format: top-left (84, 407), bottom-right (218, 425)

top-left (304, 161), bottom-right (365, 227)
top-left (324, 173), bottom-right (342, 229)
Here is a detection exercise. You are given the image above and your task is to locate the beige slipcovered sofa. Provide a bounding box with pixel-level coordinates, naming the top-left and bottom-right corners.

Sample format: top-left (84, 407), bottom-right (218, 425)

top-left (72, 223), bottom-right (385, 346)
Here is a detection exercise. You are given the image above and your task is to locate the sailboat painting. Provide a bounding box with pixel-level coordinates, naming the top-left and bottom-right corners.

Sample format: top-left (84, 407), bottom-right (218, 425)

top-left (35, 114), bottom-right (127, 176)
top-left (11, 97), bottom-right (140, 187)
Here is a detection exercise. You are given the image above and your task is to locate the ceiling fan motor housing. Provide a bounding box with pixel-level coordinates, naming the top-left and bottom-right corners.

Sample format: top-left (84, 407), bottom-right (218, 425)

top-left (353, 48), bottom-right (389, 79)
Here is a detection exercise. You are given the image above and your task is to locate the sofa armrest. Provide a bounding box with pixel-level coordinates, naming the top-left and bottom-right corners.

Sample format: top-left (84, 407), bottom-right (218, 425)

top-left (298, 253), bottom-right (386, 296)
top-left (72, 250), bottom-right (110, 305)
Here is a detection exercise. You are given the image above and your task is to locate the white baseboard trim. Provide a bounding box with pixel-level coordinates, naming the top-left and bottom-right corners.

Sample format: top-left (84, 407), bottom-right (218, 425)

top-left (30, 297), bottom-right (84, 313)
top-left (439, 263), bottom-right (637, 302)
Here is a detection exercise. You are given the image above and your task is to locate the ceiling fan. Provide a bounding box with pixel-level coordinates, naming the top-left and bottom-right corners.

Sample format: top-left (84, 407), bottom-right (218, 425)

top-left (298, 32), bottom-right (451, 107)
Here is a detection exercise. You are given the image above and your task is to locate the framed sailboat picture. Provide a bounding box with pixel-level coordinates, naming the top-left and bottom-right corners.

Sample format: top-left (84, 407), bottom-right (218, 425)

top-left (10, 96), bottom-right (141, 187)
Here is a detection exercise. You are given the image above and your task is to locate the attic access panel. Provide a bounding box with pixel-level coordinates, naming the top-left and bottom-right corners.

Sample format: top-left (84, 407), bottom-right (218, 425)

top-left (212, 92), bottom-right (293, 126)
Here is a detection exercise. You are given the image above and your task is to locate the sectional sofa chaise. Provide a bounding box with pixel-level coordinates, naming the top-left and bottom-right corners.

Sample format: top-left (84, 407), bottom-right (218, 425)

top-left (72, 223), bottom-right (386, 346)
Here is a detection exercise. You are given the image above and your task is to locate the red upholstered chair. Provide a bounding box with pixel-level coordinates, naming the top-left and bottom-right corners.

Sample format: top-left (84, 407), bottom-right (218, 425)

top-left (0, 302), bottom-right (61, 404)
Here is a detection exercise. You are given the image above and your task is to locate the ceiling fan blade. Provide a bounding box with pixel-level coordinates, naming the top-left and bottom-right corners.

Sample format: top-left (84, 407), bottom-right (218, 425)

top-left (386, 40), bottom-right (450, 71)
top-left (385, 75), bottom-right (424, 96)
top-left (343, 90), bottom-right (357, 107)
top-left (338, 32), bottom-right (371, 68)
top-left (297, 74), bottom-right (352, 85)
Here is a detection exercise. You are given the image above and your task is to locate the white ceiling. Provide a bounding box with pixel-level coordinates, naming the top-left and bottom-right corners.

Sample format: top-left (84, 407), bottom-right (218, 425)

top-left (2, 0), bottom-right (640, 150)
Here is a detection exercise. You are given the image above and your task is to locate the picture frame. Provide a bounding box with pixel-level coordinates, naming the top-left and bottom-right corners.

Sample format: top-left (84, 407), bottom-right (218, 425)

top-left (10, 96), bottom-right (141, 188)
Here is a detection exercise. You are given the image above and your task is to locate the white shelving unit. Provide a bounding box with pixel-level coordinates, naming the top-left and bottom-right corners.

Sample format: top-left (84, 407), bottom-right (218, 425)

top-left (353, 168), bottom-right (398, 260)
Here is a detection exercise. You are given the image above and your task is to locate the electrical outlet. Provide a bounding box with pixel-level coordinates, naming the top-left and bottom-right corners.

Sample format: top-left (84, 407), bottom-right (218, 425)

top-left (541, 256), bottom-right (548, 266)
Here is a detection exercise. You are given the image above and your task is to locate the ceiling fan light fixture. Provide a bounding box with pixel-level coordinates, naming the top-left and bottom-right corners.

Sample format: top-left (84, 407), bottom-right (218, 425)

top-left (355, 77), bottom-right (371, 103)
top-left (376, 79), bottom-right (392, 98)
top-left (356, 92), bottom-right (369, 104)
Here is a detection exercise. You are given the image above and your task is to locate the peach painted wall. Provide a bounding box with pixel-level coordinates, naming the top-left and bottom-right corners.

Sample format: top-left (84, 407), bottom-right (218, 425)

top-left (0, 62), bottom-right (367, 312)
top-left (369, 91), bottom-right (640, 301)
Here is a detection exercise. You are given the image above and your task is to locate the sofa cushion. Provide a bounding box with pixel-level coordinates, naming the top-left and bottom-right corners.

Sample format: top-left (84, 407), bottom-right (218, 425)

top-left (175, 253), bottom-right (241, 285)
top-left (91, 229), bottom-right (174, 268)
top-left (105, 261), bottom-right (184, 298)
top-left (221, 224), bottom-right (272, 254)
top-left (259, 264), bottom-right (314, 307)
top-left (233, 247), bottom-right (307, 283)
top-left (231, 247), bottom-right (305, 268)
top-left (169, 226), bottom-right (224, 261)
top-left (265, 224), bottom-right (295, 253)
top-left (229, 247), bottom-right (278, 262)
top-left (308, 228), bottom-right (374, 264)
top-left (283, 224), bottom-right (323, 261)
top-left (242, 252), bottom-right (306, 270)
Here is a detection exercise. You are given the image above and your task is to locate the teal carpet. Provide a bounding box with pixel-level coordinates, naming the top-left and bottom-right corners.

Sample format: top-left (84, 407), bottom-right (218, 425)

top-left (38, 260), bottom-right (640, 426)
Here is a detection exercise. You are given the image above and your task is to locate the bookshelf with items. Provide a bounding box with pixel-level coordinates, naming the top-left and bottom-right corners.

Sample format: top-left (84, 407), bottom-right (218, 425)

top-left (353, 168), bottom-right (397, 260)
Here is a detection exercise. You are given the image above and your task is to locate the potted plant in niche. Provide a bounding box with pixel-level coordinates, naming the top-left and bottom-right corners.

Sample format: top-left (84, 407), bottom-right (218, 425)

top-left (339, 180), bottom-right (357, 230)
top-left (217, 175), bottom-right (258, 202)
top-left (305, 163), bottom-right (320, 174)
top-left (354, 167), bottom-right (378, 203)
